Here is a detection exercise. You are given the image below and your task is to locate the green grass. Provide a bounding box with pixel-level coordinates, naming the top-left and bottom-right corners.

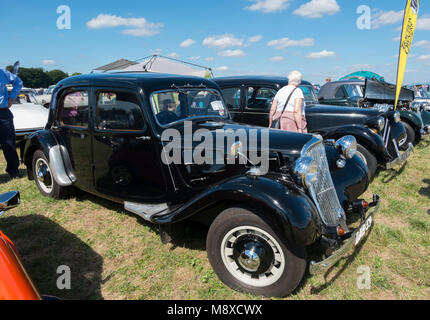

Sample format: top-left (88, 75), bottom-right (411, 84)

top-left (0, 137), bottom-right (429, 300)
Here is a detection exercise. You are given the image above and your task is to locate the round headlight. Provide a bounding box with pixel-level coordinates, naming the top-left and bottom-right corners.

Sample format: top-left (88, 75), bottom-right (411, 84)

top-left (335, 135), bottom-right (357, 159)
top-left (377, 116), bottom-right (385, 131)
top-left (393, 111), bottom-right (401, 123)
top-left (294, 157), bottom-right (318, 188)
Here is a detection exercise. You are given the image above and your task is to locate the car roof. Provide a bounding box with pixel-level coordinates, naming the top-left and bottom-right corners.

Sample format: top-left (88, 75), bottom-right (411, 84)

top-left (319, 80), bottom-right (364, 100)
top-left (57, 72), bottom-right (219, 92)
top-left (213, 75), bottom-right (312, 87)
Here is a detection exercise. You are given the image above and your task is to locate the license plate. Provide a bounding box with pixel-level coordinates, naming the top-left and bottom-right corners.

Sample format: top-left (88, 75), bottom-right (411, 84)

top-left (355, 216), bottom-right (373, 245)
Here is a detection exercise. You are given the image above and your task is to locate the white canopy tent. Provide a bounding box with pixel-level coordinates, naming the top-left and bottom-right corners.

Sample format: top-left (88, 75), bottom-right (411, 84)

top-left (113, 55), bottom-right (213, 78)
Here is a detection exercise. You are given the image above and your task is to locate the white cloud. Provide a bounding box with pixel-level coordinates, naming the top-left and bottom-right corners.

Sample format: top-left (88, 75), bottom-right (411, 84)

top-left (417, 55), bottom-right (430, 61)
top-left (189, 56), bottom-right (201, 61)
top-left (413, 40), bottom-right (430, 48)
top-left (267, 37), bottom-right (314, 49)
top-left (245, 0), bottom-right (290, 13)
top-left (306, 50), bottom-right (336, 59)
top-left (42, 60), bottom-right (56, 65)
top-left (417, 17), bottom-right (430, 30)
top-left (270, 56), bottom-right (285, 61)
top-left (293, 0), bottom-right (340, 19)
top-left (248, 35), bottom-right (263, 43)
top-left (203, 34), bottom-right (243, 49)
top-left (205, 57), bottom-right (215, 62)
top-left (372, 10), bottom-right (404, 29)
top-left (167, 52), bottom-right (179, 58)
top-left (393, 36), bottom-right (401, 42)
top-left (215, 66), bottom-right (229, 71)
top-left (87, 14), bottom-right (163, 37)
top-left (180, 39), bottom-right (195, 48)
top-left (218, 49), bottom-right (246, 57)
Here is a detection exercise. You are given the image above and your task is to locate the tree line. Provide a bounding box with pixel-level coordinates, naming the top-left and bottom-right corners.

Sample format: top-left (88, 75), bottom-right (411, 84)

top-left (5, 65), bottom-right (82, 88)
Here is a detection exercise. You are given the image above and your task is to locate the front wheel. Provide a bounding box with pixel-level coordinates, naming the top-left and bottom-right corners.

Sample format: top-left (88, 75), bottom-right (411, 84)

top-left (32, 150), bottom-right (67, 199)
top-left (206, 207), bottom-right (306, 297)
top-left (356, 144), bottom-right (377, 181)
top-left (399, 121), bottom-right (416, 151)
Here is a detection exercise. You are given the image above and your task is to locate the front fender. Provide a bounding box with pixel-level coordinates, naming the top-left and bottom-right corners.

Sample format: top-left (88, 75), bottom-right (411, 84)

top-left (400, 110), bottom-right (422, 129)
top-left (320, 125), bottom-right (386, 159)
top-left (152, 175), bottom-right (320, 247)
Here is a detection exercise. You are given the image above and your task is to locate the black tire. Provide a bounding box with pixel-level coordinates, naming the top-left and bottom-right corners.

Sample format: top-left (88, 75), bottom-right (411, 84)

top-left (32, 150), bottom-right (67, 199)
top-left (206, 207), bottom-right (306, 297)
top-left (356, 144), bottom-right (377, 181)
top-left (399, 121), bottom-right (416, 151)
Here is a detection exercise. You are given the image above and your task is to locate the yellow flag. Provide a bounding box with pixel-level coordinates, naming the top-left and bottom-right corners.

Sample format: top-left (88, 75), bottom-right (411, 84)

top-left (395, 0), bottom-right (419, 109)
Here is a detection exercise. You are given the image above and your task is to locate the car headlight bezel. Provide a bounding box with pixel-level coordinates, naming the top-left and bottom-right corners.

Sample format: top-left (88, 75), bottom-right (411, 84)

top-left (377, 116), bottom-right (385, 131)
top-left (294, 156), bottom-right (318, 188)
top-left (335, 135), bottom-right (357, 159)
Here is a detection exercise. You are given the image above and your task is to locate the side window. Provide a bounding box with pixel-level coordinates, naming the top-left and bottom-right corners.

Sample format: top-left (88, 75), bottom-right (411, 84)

top-left (60, 90), bottom-right (89, 128)
top-left (221, 87), bottom-right (241, 111)
top-left (96, 91), bottom-right (145, 131)
top-left (335, 86), bottom-right (346, 99)
top-left (246, 87), bottom-right (277, 110)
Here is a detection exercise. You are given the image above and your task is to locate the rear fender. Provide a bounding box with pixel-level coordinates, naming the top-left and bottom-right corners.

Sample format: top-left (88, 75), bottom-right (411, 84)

top-left (152, 175), bottom-right (320, 247)
top-left (22, 131), bottom-right (76, 186)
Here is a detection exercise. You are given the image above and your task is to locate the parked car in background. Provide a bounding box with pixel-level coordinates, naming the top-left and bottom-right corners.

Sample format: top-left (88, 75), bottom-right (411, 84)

top-left (34, 85), bottom-right (55, 108)
top-left (21, 73), bottom-right (379, 297)
top-left (8, 88), bottom-right (49, 142)
top-left (319, 79), bottom-right (430, 147)
top-left (214, 76), bottom-right (411, 180)
top-left (0, 191), bottom-right (42, 300)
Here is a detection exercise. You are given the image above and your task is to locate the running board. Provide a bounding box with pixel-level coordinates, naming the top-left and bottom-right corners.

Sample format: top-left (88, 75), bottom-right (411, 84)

top-left (124, 202), bottom-right (169, 221)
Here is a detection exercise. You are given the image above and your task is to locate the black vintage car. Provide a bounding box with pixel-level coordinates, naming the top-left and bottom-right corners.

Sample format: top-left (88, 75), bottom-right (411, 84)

top-left (214, 76), bottom-right (412, 180)
top-left (21, 73), bottom-right (378, 297)
top-left (318, 78), bottom-right (430, 147)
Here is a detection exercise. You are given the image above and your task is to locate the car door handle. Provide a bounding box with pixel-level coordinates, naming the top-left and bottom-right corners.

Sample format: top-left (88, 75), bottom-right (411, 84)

top-left (136, 136), bottom-right (151, 141)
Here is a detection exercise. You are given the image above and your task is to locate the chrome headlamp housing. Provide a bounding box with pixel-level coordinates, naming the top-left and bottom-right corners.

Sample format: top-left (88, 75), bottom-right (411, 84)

top-left (377, 116), bottom-right (385, 131)
top-left (335, 135), bottom-right (357, 159)
top-left (294, 157), bottom-right (318, 188)
top-left (393, 111), bottom-right (401, 123)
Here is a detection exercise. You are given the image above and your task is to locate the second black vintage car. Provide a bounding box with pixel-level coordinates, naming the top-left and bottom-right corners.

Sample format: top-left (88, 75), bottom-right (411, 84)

top-left (21, 73), bottom-right (379, 297)
top-left (318, 78), bottom-right (430, 147)
top-left (214, 76), bottom-right (412, 180)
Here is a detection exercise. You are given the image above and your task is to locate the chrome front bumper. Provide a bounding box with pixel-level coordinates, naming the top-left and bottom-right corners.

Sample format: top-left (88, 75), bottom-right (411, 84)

top-left (386, 142), bottom-right (414, 170)
top-left (309, 194), bottom-right (380, 275)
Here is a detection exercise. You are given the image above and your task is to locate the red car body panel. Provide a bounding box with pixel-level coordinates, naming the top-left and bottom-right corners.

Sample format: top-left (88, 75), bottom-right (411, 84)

top-left (0, 230), bottom-right (41, 300)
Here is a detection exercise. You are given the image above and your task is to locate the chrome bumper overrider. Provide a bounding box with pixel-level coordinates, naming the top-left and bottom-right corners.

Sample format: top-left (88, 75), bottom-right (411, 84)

top-left (386, 142), bottom-right (414, 170)
top-left (309, 194), bottom-right (380, 275)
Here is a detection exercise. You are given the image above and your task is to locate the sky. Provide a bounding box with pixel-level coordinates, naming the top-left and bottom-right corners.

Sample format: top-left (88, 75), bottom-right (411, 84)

top-left (1, 0), bottom-right (430, 84)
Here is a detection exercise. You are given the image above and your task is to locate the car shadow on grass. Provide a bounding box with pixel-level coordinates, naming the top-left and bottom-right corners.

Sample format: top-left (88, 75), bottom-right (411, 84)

top-left (0, 214), bottom-right (104, 300)
top-left (419, 178), bottom-right (430, 199)
top-left (68, 188), bottom-right (208, 251)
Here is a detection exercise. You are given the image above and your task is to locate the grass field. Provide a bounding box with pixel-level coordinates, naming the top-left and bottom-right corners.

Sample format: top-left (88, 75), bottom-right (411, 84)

top-left (0, 138), bottom-right (429, 300)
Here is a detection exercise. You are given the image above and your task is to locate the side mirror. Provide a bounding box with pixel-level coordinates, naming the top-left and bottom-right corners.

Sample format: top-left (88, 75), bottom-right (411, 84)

top-left (0, 191), bottom-right (20, 216)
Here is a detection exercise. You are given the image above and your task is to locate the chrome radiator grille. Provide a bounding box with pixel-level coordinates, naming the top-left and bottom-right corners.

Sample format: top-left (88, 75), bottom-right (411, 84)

top-left (303, 140), bottom-right (345, 227)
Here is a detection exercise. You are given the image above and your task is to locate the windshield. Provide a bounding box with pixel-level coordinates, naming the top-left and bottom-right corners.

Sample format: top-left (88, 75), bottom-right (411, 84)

top-left (151, 89), bottom-right (228, 126)
top-left (344, 84), bottom-right (364, 98)
top-left (299, 85), bottom-right (318, 105)
top-left (45, 86), bottom-right (55, 95)
top-left (15, 92), bottom-right (38, 105)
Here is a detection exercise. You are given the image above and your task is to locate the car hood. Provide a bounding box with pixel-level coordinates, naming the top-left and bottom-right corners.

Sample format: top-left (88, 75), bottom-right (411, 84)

top-left (10, 103), bottom-right (49, 130)
top-left (307, 103), bottom-right (383, 117)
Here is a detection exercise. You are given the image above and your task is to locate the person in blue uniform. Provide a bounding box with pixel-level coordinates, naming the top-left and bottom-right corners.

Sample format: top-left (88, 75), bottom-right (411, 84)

top-left (0, 68), bottom-right (23, 179)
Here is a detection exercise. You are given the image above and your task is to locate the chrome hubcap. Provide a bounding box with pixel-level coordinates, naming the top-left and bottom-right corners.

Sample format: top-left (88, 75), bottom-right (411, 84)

top-left (35, 158), bottom-right (53, 193)
top-left (221, 226), bottom-right (285, 287)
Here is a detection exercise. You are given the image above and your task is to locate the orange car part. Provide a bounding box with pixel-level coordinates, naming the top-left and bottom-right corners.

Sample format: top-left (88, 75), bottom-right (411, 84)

top-left (0, 230), bottom-right (41, 300)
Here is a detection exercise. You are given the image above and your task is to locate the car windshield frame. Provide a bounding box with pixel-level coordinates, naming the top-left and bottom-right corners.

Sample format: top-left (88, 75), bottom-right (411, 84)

top-left (299, 85), bottom-right (319, 105)
top-left (149, 88), bottom-right (229, 128)
top-left (16, 91), bottom-right (38, 105)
